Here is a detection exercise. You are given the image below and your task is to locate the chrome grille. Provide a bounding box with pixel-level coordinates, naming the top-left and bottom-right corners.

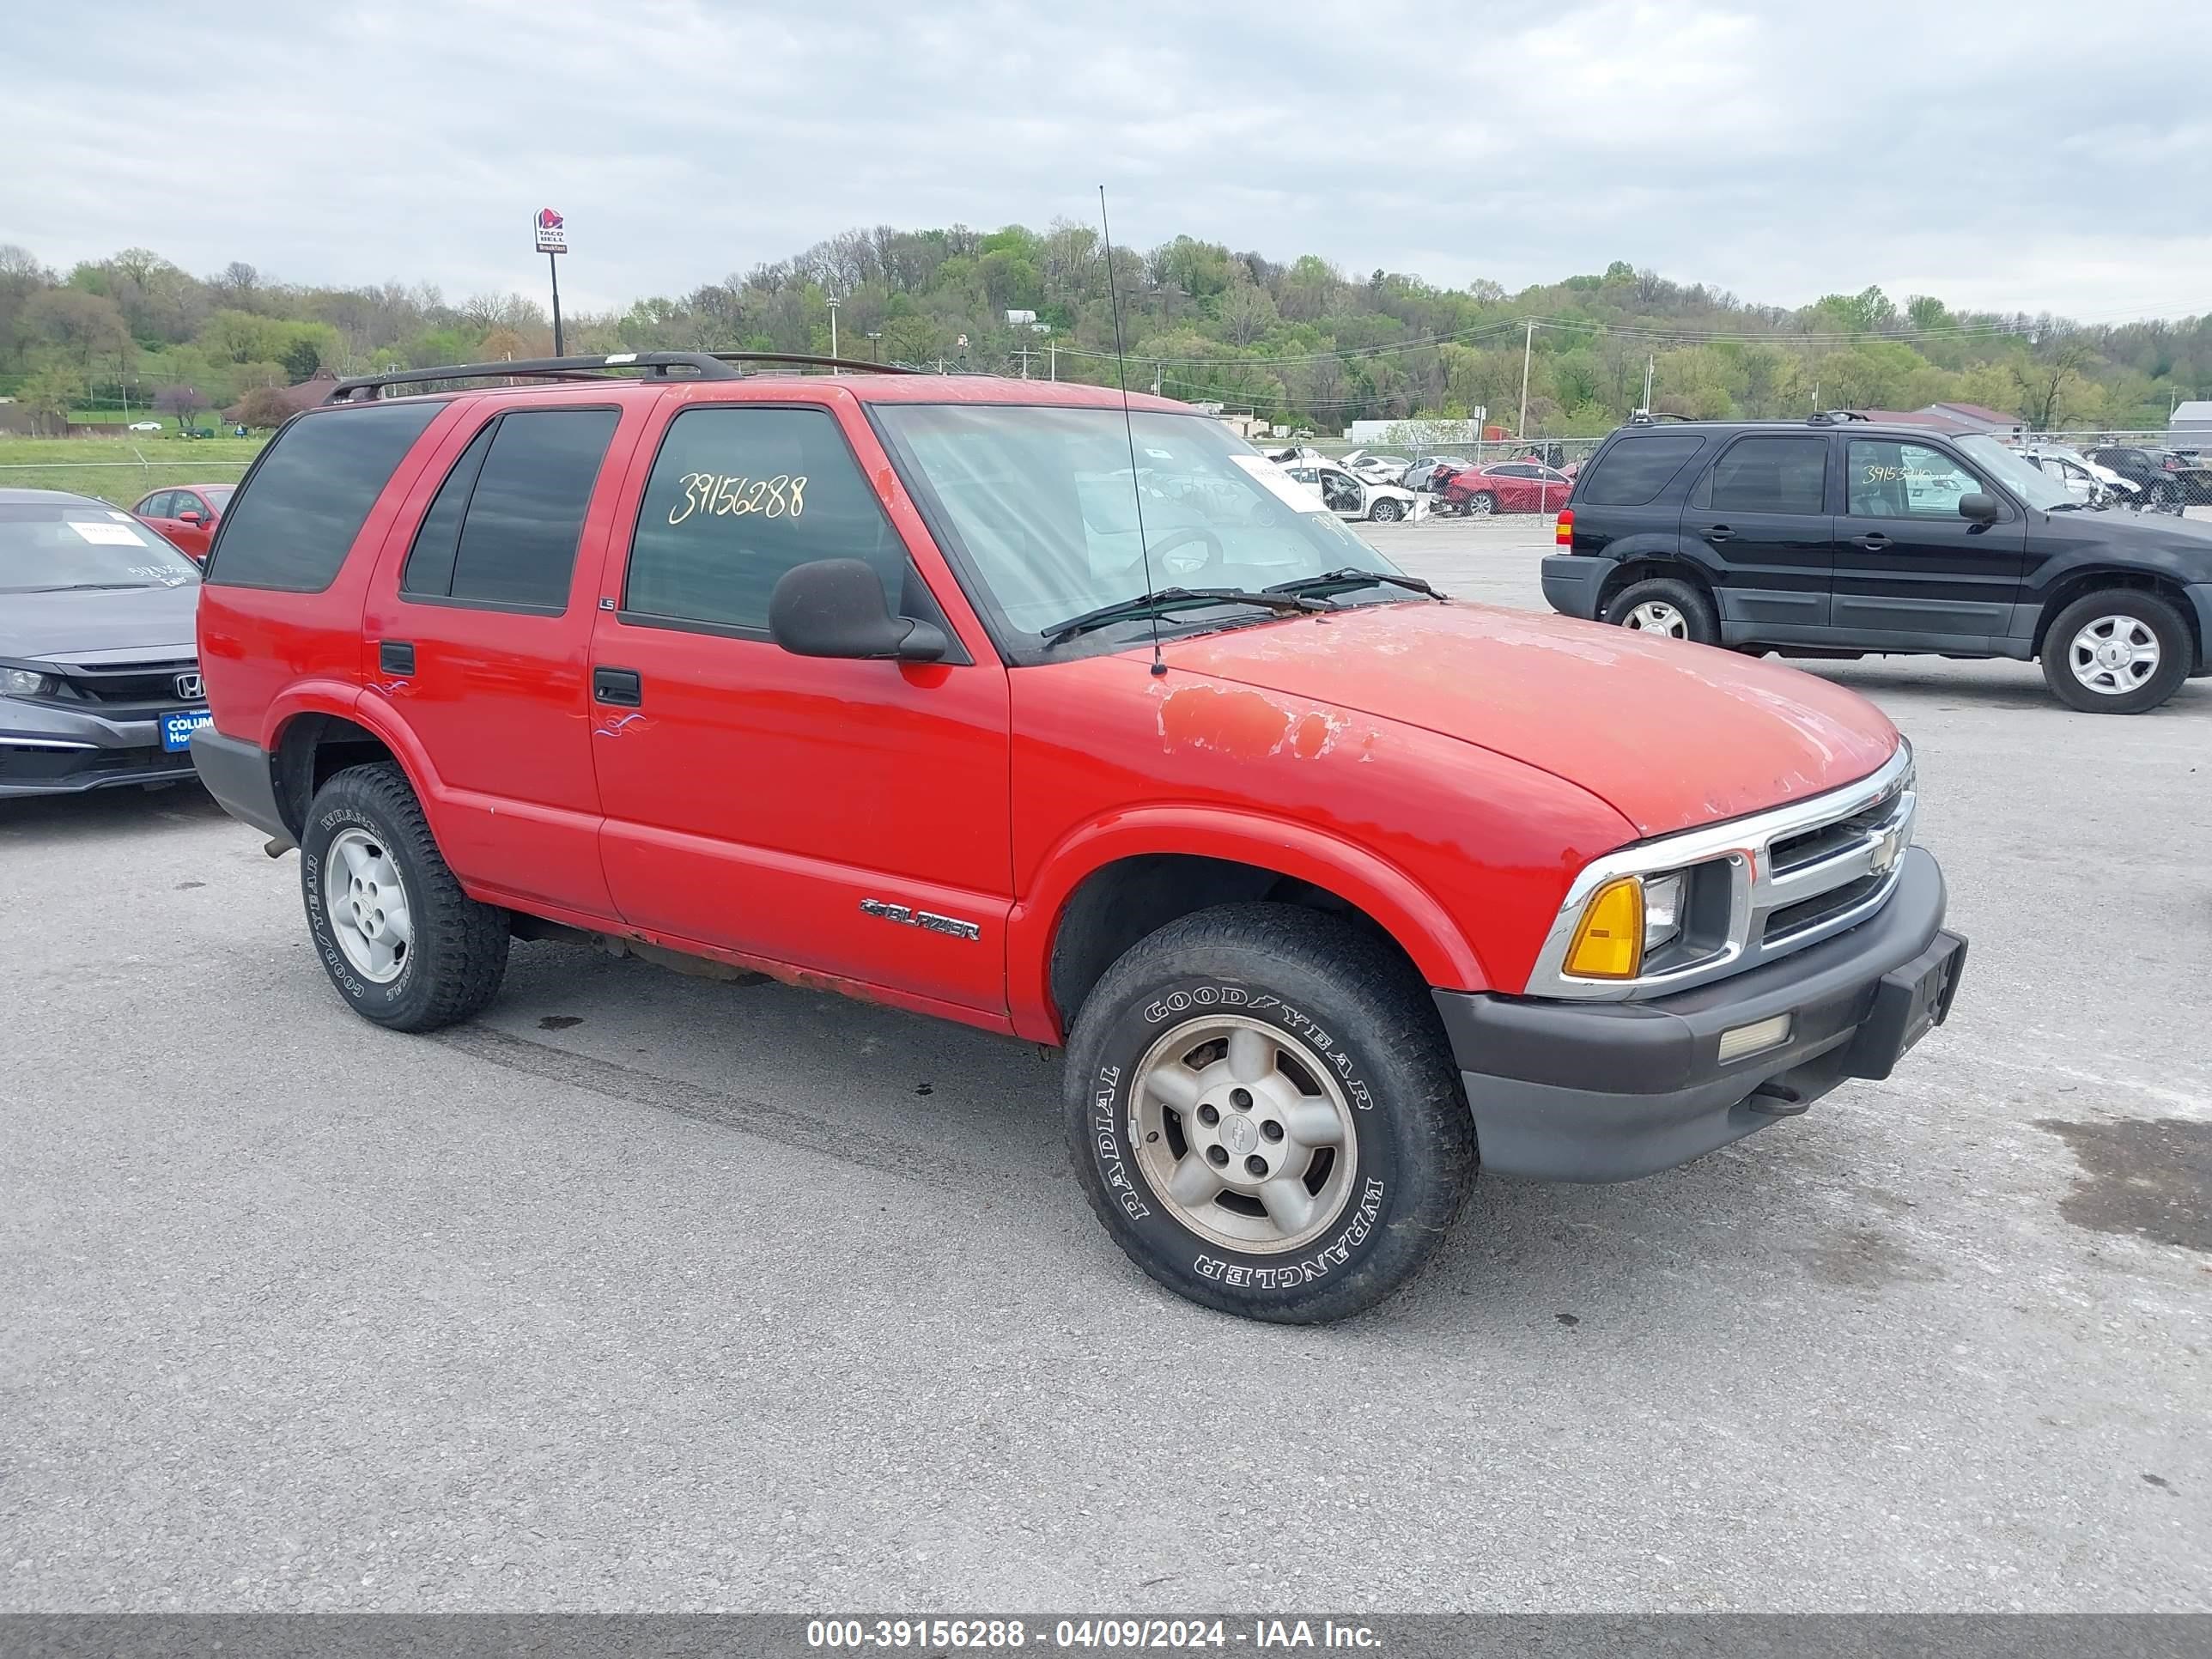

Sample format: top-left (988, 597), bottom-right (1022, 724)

top-left (1528, 745), bottom-right (1917, 1001)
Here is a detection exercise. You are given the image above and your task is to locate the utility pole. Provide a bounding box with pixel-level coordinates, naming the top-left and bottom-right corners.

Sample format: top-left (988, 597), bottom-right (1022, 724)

top-left (1017, 343), bottom-right (1030, 380)
top-left (1049, 343), bottom-right (1057, 381)
top-left (866, 330), bottom-right (880, 362)
top-left (1516, 319), bottom-right (1534, 438)
top-left (1642, 354), bottom-right (1655, 412)
top-left (826, 296), bottom-right (840, 373)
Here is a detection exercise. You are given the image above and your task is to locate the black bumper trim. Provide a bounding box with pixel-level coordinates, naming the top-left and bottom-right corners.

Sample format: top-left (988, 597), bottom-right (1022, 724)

top-left (189, 727), bottom-right (293, 849)
top-left (1436, 848), bottom-right (1962, 1182)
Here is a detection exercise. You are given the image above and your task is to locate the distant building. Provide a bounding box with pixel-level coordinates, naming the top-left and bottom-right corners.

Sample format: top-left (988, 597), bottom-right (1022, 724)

top-left (2168, 400), bottom-right (2212, 453)
top-left (222, 367), bottom-right (342, 424)
top-left (1917, 402), bottom-right (2026, 440)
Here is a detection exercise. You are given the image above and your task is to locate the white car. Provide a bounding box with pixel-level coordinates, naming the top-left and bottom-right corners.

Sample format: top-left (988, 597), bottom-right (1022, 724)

top-left (1282, 462), bottom-right (1425, 524)
top-left (2021, 448), bottom-right (2134, 507)
top-left (1263, 445), bottom-right (1328, 468)
top-left (1339, 449), bottom-right (1413, 486)
top-left (127, 421), bottom-right (162, 433)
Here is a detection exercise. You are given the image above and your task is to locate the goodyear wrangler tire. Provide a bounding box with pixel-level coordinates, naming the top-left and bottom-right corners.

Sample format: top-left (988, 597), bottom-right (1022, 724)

top-left (1065, 903), bottom-right (1476, 1323)
top-left (301, 763), bottom-right (510, 1032)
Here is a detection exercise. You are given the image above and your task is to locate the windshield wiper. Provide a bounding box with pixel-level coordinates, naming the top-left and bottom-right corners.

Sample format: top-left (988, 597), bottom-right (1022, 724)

top-left (1267, 567), bottom-right (1445, 601)
top-left (1043, 586), bottom-right (1334, 646)
top-left (11, 582), bottom-right (153, 592)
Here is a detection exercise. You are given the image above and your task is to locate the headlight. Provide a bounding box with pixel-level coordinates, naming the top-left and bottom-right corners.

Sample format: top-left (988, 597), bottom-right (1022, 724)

top-left (1562, 868), bottom-right (1693, 979)
top-left (0, 667), bottom-right (54, 698)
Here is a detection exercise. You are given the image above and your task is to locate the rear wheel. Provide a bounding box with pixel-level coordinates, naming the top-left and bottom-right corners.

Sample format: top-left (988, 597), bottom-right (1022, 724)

top-left (2040, 590), bottom-right (2191, 714)
top-left (301, 763), bottom-right (510, 1030)
top-left (1065, 904), bottom-right (1475, 1324)
top-left (1603, 574), bottom-right (1719, 646)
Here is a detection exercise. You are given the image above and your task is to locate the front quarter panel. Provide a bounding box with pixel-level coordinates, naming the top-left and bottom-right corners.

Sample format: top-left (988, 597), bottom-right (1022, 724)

top-left (1006, 650), bottom-right (1638, 1039)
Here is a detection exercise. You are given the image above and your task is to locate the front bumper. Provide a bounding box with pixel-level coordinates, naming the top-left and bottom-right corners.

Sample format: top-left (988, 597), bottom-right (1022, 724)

top-left (1435, 848), bottom-right (1964, 1182)
top-left (0, 698), bottom-right (200, 799)
top-left (1540, 553), bottom-right (1605, 619)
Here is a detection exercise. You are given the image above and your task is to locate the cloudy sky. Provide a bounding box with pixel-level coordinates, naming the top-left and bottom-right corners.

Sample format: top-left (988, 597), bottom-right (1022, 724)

top-left (9, 1), bottom-right (2209, 321)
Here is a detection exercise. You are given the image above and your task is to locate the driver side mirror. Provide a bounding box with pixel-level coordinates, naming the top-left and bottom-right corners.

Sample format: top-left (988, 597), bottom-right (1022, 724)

top-left (769, 558), bottom-right (947, 663)
top-left (178, 509), bottom-right (204, 525)
top-left (1956, 493), bottom-right (2000, 525)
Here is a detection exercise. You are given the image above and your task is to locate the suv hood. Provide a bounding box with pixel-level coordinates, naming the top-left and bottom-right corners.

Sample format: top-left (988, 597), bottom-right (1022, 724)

top-left (0, 583), bottom-right (200, 662)
top-left (1156, 601), bottom-right (1899, 837)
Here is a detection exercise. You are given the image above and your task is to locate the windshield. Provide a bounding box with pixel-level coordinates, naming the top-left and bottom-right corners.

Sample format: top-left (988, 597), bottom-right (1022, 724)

top-left (0, 502), bottom-right (203, 592)
top-left (875, 405), bottom-right (1403, 647)
top-left (1955, 434), bottom-right (2072, 511)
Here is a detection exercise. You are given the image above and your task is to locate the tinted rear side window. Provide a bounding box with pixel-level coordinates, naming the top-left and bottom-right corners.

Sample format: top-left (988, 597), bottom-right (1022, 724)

top-left (1577, 434), bottom-right (1707, 506)
top-left (403, 409), bottom-right (617, 611)
top-left (1705, 435), bottom-right (1829, 514)
top-left (207, 402), bottom-right (442, 591)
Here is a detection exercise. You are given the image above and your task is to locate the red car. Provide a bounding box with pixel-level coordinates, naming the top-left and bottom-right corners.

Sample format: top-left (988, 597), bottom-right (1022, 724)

top-left (131, 483), bottom-right (233, 560)
top-left (188, 352), bottom-right (1963, 1323)
top-left (1434, 460), bottom-right (1575, 516)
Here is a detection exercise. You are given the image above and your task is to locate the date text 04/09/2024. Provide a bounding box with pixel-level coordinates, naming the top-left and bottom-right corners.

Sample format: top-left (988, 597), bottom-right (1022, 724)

top-left (804, 1618), bottom-right (1382, 1650)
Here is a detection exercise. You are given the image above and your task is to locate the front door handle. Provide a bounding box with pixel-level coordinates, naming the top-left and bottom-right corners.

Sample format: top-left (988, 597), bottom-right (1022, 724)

top-left (1852, 533), bottom-right (1892, 550)
top-left (1705, 525), bottom-right (1735, 543)
top-left (593, 666), bottom-right (642, 707)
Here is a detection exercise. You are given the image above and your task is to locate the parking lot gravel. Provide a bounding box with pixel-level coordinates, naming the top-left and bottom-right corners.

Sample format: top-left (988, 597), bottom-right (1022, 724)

top-left (3, 520), bottom-right (2207, 1612)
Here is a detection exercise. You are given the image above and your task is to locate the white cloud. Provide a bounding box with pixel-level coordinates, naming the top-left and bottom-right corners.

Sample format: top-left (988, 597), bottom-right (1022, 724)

top-left (5, 0), bottom-right (2205, 320)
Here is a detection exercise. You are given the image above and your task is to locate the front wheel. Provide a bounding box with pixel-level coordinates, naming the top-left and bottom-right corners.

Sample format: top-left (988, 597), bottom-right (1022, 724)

top-left (2040, 590), bottom-right (2191, 714)
top-left (1064, 903), bottom-right (1476, 1323)
top-left (301, 763), bottom-right (511, 1030)
top-left (1370, 497), bottom-right (1404, 523)
top-left (1466, 492), bottom-right (1495, 516)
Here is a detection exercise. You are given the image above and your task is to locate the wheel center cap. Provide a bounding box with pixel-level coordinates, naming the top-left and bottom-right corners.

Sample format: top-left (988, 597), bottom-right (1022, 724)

top-left (1217, 1113), bottom-right (1259, 1157)
top-left (2098, 641), bottom-right (2130, 667)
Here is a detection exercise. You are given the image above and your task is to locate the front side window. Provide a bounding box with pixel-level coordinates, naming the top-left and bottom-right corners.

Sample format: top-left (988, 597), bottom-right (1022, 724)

top-left (401, 408), bottom-right (617, 611)
top-left (623, 404), bottom-right (902, 632)
top-left (208, 401), bottom-right (443, 591)
top-left (1706, 435), bottom-right (1828, 514)
top-left (872, 404), bottom-right (1401, 651)
top-left (1845, 440), bottom-right (1984, 519)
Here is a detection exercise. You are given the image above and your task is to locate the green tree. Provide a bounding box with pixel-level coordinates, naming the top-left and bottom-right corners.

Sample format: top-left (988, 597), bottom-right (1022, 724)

top-left (18, 366), bottom-right (76, 434)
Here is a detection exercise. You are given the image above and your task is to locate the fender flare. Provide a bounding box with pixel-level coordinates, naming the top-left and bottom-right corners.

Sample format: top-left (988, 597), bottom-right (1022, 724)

top-left (1006, 805), bottom-right (1489, 1042)
top-left (262, 684), bottom-right (447, 834)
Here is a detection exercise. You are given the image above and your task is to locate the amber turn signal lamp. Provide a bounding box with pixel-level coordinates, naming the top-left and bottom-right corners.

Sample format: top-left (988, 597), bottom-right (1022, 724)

top-left (1565, 876), bottom-right (1644, 978)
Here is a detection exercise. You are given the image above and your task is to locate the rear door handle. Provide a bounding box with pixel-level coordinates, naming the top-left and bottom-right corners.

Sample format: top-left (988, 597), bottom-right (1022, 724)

top-left (378, 641), bottom-right (416, 675)
top-left (1852, 533), bottom-right (1891, 550)
top-left (593, 666), bottom-right (642, 707)
top-left (1705, 525), bottom-right (1735, 543)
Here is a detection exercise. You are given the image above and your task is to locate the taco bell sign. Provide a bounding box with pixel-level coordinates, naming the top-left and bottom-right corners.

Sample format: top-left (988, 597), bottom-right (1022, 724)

top-left (533, 208), bottom-right (567, 255)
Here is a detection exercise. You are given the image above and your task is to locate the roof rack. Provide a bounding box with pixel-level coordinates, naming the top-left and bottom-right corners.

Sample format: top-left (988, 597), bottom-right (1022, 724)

top-left (1625, 410), bottom-right (1692, 425)
top-left (325, 349), bottom-right (916, 404)
top-left (1806, 409), bottom-right (1873, 425)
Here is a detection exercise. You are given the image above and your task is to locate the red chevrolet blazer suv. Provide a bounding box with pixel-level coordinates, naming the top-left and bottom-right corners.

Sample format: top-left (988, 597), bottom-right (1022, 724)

top-left (189, 353), bottom-right (1966, 1322)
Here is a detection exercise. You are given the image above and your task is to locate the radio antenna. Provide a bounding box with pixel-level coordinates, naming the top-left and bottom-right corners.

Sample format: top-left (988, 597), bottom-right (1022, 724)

top-left (1098, 185), bottom-right (1167, 678)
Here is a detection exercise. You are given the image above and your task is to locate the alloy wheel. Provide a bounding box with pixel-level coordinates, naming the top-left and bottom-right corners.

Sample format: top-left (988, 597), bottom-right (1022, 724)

top-left (1130, 1013), bottom-right (1359, 1254)
top-left (322, 826), bottom-right (412, 982)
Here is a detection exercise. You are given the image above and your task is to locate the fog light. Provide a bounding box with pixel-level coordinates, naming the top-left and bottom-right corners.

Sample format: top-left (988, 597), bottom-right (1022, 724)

top-left (1717, 1013), bottom-right (1792, 1064)
top-left (1565, 877), bottom-right (1644, 978)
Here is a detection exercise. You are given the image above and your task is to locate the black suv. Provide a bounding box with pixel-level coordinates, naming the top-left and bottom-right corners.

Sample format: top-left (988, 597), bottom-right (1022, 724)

top-left (1543, 413), bottom-right (2212, 714)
